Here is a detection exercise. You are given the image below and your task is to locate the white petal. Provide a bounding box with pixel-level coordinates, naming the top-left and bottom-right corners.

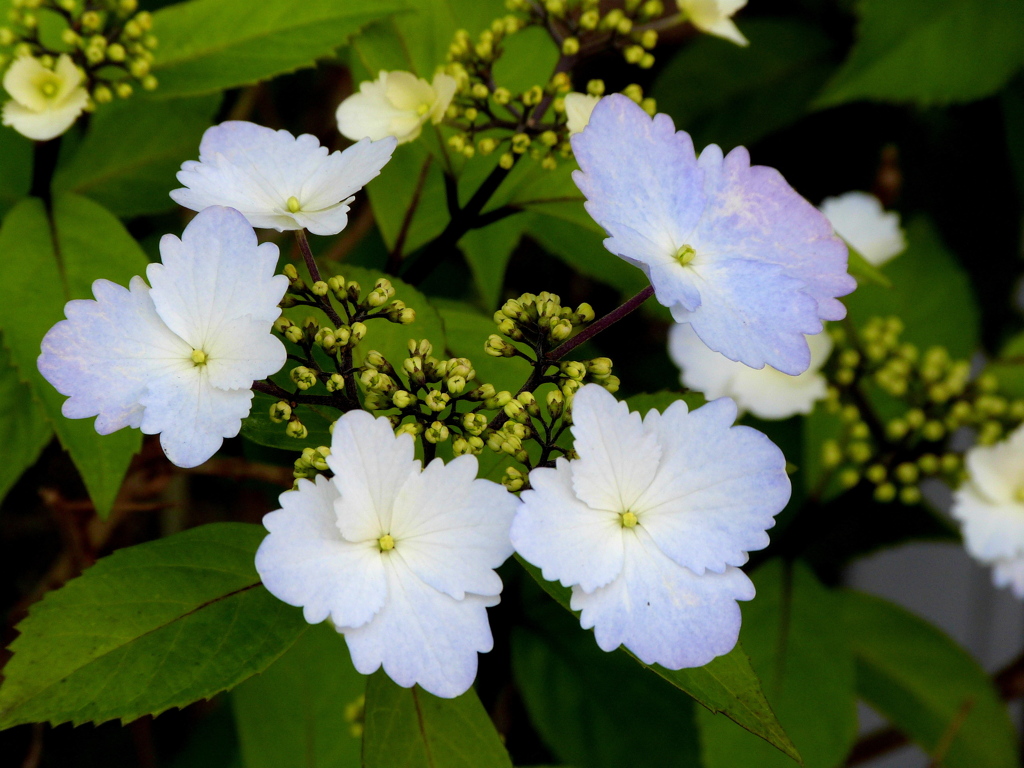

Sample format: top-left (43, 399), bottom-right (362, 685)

top-left (138, 367), bottom-right (254, 467)
top-left (568, 384), bottom-right (661, 513)
top-left (962, 425), bottom-right (1024, 505)
top-left (341, 555), bottom-right (497, 698)
top-left (428, 73), bottom-right (458, 124)
top-left (512, 459), bottom-right (625, 593)
top-left (327, 410), bottom-right (419, 542)
top-left (3, 55), bottom-right (52, 111)
top-left (389, 455), bottom-right (516, 599)
top-left (820, 192), bottom-right (905, 267)
top-left (2, 88), bottom-right (87, 141)
top-left (564, 92), bottom-right (600, 135)
top-left (256, 475), bottom-right (388, 628)
top-left (571, 527), bottom-right (754, 669)
top-left (37, 276), bottom-right (193, 435)
top-left (633, 399), bottom-right (789, 573)
top-left (991, 557), bottom-right (1024, 599)
top-left (336, 72), bottom-right (426, 144)
top-left (952, 487), bottom-right (1024, 563)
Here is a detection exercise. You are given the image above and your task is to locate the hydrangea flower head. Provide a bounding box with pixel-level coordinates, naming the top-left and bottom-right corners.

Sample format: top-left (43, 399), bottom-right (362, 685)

top-left (37, 206), bottom-right (287, 468)
top-left (336, 70), bottom-right (457, 145)
top-left (820, 191), bottom-right (906, 267)
top-left (572, 95), bottom-right (854, 375)
top-left (510, 385), bottom-right (789, 668)
top-left (256, 410), bottom-right (518, 698)
top-left (170, 121), bottom-right (396, 237)
top-left (677, 0), bottom-right (749, 46)
top-left (952, 425), bottom-right (1024, 598)
top-left (564, 92), bottom-right (599, 135)
top-left (669, 324), bottom-right (834, 419)
top-left (2, 54), bottom-right (89, 141)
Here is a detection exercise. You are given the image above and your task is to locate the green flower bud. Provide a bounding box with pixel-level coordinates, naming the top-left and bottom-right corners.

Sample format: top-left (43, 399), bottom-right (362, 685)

top-left (895, 463), bottom-right (919, 485)
top-left (838, 468), bottom-right (860, 488)
top-left (286, 419), bottom-right (308, 440)
top-left (424, 421), bottom-right (450, 444)
top-left (865, 464), bottom-right (887, 484)
top-left (290, 366), bottom-right (317, 390)
top-left (918, 454), bottom-right (940, 473)
top-left (424, 390), bottom-right (450, 412)
top-left (640, 29), bottom-right (658, 49)
top-left (326, 373), bottom-right (345, 393)
top-left (561, 361), bottom-right (586, 381)
top-left (561, 36), bottom-right (579, 55)
top-left (395, 421), bottom-right (424, 438)
top-left (821, 439), bottom-right (843, 469)
top-left (269, 400), bottom-right (292, 423)
top-left (874, 483), bottom-right (897, 503)
top-left (899, 486), bottom-right (922, 505)
top-left (922, 420), bottom-right (945, 442)
top-left (847, 441), bottom-right (872, 464)
top-left (485, 334), bottom-right (517, 357)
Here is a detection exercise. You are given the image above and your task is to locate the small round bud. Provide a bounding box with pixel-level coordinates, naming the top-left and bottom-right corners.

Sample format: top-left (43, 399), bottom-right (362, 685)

top-left (895, 463), bottom-right (919, 485)
top-left (286, 419), bottom-right (309, 440)
top-left (865, 464), bottom-right (887, 484)
top-left (269, 401), bottom-right (292, 423)
top-left (839, 468), bottom-right (860, 488)
top-left (424, 421), bottom-right (450, 444)
top-left (899, 486), bottom-right (922, 505)
top-left (561, 37), bottom-right (579, 55)
top-left (325, 373), bottom-right (345, 393)
top-left (311, 280), bottom-right (329, 296)
top-left (586, 79), bottom-right (605, 97)
top-left (640, 29), bottom-right (658, 49)
top-left (874, 483), bottom-right (897, 503)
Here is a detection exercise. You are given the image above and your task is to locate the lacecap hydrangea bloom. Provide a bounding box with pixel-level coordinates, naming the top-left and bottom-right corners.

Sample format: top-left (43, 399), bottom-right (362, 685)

top-left (952, 425), bottom-right (1024, 598)
top-left (820, 191), bottom-right (906, 267)
top-left (256, 410), bottom-right (518, 698)
top-left (511, 385), bottom-right (789, 668)
top-left (171, 121), bottom-right (396, 237)
top-left (37, 206), bottom-right (287, 468)
top-left (2, 54), bottom-right (89, 141)
top-left (336, 70), bottom-right (457, 145)
top-left (572, 95), bottom-right (855, 376)
top-left (677, 0), bottom-right (749, 46)
top-left (669, 324), bottom-right (834, 419)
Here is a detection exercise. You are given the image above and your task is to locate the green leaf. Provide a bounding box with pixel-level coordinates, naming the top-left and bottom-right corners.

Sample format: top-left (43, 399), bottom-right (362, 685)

top-left (437, 303), bottom-right (532, 394)
top-left (626, 390), bottom-right (707, 415)
top-left (232, 622), bottom-right (364, 768)
top-left (151, 0), bottom-right (406, 98)
top-left (986, 331), bottom-right (1024, 398)
top-left (0, 126), bottom-right (31, 216)
top-left (843, 590), bottom-right (1018, 768)
top-left (0, 194), bottom-right (147, 517)
top-left (653, 18), bottom-right (837, 150)
top-left (0, 523), bottom-right (308, 729)
top-left (698, 561), bottom-right (856, 768)
top-left (362, 670), bottom-right (512, 768)
top-left (816, 0), bottom-right (1024, 108)
top-left (0, 338), bottom-right (52, 504)
top-left (53, 94), bottom-right (221, 218)
top-left (515, 556), bottom-right (799, 762)
top-left (513, 595), bottom-right (700, 768)
top-left (460, 215), bottom-right (527, 311)
top-left (846, 247), bottom-right (892, 288)
top-left (241, 392), bottom-right (336, 451)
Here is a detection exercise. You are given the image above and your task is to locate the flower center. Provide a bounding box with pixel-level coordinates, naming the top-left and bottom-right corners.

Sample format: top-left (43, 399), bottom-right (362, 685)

top-left (190, 349), bottom-right (208, 366)
top-left (416, 102), bottom-right (430, 116)
top-left (620, 511), bottom-right (639, 528)
top-left (378, 534), bottom-right (396, 551)
top-left (39, 80), bottom-right (59, 98)
top-left (286, 196), bottom-right (301, 213)
top-left (1015, 486), bottom-right (1024, 504)
top-left (674, 244), bottom-right (697, 267)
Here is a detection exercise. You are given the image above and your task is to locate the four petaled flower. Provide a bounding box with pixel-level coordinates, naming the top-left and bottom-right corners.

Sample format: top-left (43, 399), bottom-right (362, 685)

top-left (511, 385), bottom-right (790, 668)
top-left (677, 0), bottom-right (750, 47)
top-left (2, 54), bottom-right (89, 141)
top-left (256, 410), bottom-right (518, 698)
top-left (572, 94), bottom-right (855, 375)
top-left (37, 206), bottom-right (288, 468)
top-left (336, 70), bottom-right (457, 145)
top-left (820, 191), bottom-right (906, 267)
top-left (171, 121), bottom-right (396, 236)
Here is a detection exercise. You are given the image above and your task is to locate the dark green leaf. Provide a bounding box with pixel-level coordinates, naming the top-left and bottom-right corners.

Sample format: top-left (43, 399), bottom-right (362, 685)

top-left (986, 331), bottom-right (1024, 398)
top-left (152, 0), bottom-right (406, 98)
top-left (625, 390), bottom-right (707, 415)
top-left (0, 195), bottom-right (146, 517)
top-left (698, 561), bottom-right (856, 768)
top-left (0, 338), bottom-right (52, 504)
top-left (362, 670), bottom-right (512, 768)
top-left (54, 94), bottom-right (221, 218)
top-left (241, 392), bottom-right (336, 452)
top-left (654, 18), bottom-right (836, 149)
top-left (847, 247), bottom-right (892, 288)
top-left (843, 590), bottom-right (1018, 768)
top-left (460, 215), bottom-right (527, 311)
top-left (816, 0), bottom-right (1024, 108)
top-left (0, 127), bottom-right (31, 216)
top-left (0, 523), bottom-right (308, 728)
top-left (232, 622), bottom-right (364, 768)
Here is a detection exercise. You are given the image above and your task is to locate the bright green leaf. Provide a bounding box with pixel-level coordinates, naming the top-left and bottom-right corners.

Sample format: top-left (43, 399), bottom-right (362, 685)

top-left (847, 247), bottom-right (892, 288)
top-left (626, 390), bottom-right (707, 415)
top-left (0, 523), bottom-right (308, 729)
top-left (698, 561), bottom-right (857, 768)
top-left (460, 215), bottom-right (528, 311)
top-left (843, 590), bottom-right (1018, 768)
top-left (232, 622), bottom-right (364, 768)
top-left (816, 0), bottom-right (1024, 108)
top-left (54, 94), bottom-right (221, 218)
top-left (0, 195), bottom-right (146, 517)
top-left (152, 0), bottom-right (406, 98)
top-left (362, 670), bottom-right (512, 768)
top-left (0, 338), bottom-right (52, 504)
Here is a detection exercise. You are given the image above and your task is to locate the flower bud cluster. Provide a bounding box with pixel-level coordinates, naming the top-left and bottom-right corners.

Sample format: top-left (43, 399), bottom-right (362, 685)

top-left (293, 445), bottom-right (331, 481)
top-left (1, 0), bottom-right (158, 105)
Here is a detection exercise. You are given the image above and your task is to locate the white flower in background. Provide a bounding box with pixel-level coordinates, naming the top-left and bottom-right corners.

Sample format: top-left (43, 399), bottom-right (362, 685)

top-left (572, 95), bottom-right (854, 375)
top-left (669, 324), bottom-right (834, 419)
top-left (336, 70), bottom-right (457, 145)
top-left (677, 0), bottom-right (749, 46)
top-left (511, 385), bottom-right (789, 668)
top-left (952, 426), bottom-right (1024, 598)
top-left (564, 92), bottom-right (599, 135)
top-left (256, 410), bottom-right (518, 698)
top-left (2, 54), bottom-right (89, 141)
top-left (171, 121), bottom-right (396, 237)
top-left (37, 207), bottom-right (287, 468)
top-left (820, 191), bottom-right (906, 267)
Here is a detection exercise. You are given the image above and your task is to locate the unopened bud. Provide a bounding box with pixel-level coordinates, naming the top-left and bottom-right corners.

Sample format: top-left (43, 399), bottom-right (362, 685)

top-left (269, 401), bottom-right (292, 423)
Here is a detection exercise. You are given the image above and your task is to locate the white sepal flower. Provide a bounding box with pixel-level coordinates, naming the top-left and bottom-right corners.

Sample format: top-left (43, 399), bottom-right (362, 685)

top-left (952, 426), bottom-right (1024, 598)
top-left (2, 54), bottom-right (89, 141)
top-left (669, 324), bottom-right (834, 419)
top-left (171, 121), bottom-right (396, 237)
top-left (255, 410), bottom-right (518, 698)
top-left (820, 191), bottom-right (906, 267)
top-left (677, 0), bottom-right (749, 46)
top-left (511, 385), bottom-right (789, 668)
top-left (336, 70), bottom-right (457, 144)
top-left (564, 92), bottom-right (599, 135)
top-left (37, 206), bottom-right (287, 468)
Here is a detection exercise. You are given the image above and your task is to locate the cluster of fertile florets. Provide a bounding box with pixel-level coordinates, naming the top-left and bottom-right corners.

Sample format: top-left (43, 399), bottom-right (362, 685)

top-left (1, 0), bottom-right (157, 101)
top-left (819, 316), bottom-right (1024, 504)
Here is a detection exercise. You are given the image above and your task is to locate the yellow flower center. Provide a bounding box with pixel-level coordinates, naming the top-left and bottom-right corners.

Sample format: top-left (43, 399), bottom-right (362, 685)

top-left (1015, 486), bottom-right (1024, 504)
top-left (190, 349), bottom-right (208, 366)
top-left (620, 511), bottom-right (639, 528)
top-left (286, 196), bottom-right (301, 213)
top-left (416, 102), bottom-right (430, 116)
top-left (378, 534), bottom-right (396, 551)
top-left (674, 244), bottom-right (697, 267)
top-left (40, 80), bottom-right (59, 98)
